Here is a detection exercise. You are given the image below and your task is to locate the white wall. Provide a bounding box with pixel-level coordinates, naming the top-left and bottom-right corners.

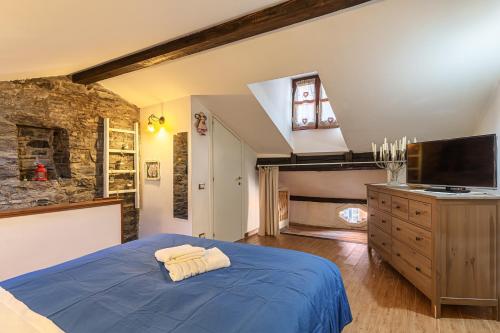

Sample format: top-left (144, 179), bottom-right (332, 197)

top-left (279, 169), bottom-right (387, 199)
top-left (0, 203), bottom-right (121, 281)
top-left (248, 77), bottom-right (293, 144)
top-left (291, 128), bottom-right (349, 154)
top-left (243, 144), bottom-right (260, 233)
top-left (190, 97), bottom-right (213, 238)
top-left (140, 96), bottom-right (260, 239)
top-left (475, 81), bottom-right (500, 190)
top-left (139, 97), bottom-right (192, 238)
top-left (289, 201), bottom-right (367, 230)
top-left (280, 169), bottom-right (386, 229)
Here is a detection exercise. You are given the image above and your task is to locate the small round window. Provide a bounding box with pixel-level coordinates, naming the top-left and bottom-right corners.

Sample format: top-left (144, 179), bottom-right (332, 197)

top-left (338, 207), bottom-right (367, 225)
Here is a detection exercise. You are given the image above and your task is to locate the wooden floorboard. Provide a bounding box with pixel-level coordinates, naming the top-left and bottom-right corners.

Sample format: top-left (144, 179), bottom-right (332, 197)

top-left (241, 233), bottom-right (500, 332)
top-left (282, 224), bottom-right (368, 244)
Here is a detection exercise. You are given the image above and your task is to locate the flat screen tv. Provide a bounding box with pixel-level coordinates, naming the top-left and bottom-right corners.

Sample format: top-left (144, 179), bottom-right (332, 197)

top-left (406, 134), bottom-right (497, 190)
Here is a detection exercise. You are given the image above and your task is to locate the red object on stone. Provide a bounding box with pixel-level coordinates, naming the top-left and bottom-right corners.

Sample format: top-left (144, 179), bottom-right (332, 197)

top-left (34, 163), bottom-right (48, 181)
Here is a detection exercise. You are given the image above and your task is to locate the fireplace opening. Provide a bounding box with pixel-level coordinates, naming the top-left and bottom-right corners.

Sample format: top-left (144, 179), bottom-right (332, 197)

top-left (16, 125), bottom-right (71, 181)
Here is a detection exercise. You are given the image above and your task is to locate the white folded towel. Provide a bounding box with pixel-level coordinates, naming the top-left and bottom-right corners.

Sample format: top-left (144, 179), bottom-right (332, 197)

top-left (203, 248), bottom-right (231, 271)
top-left (155, 245), bottom-right (205, 263)
top-left (165, 247), bottom-right (231, 282)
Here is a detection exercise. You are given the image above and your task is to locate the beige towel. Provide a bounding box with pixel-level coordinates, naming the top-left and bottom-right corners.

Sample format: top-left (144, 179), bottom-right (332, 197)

top-left (155, 245), bottom-right (205, 263)
top-left (165, 247), bottom-right (230, 282)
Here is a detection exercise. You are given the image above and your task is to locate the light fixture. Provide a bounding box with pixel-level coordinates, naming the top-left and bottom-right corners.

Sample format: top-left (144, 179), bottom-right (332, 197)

top-left (147, 114), bottom-right (165, 133)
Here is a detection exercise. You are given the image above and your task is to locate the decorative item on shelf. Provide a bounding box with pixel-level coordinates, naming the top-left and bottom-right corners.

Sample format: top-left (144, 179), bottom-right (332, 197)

top-left (33, 162), bottom-right (48, 181)
top-left (115, 160), bottom-right (122, 170)
top-left (194, 112), bottom-right (208, 136)
top-left (145, 160), bottom-right (160, 180)
top-left (371, 136), bottom-right (416, 185)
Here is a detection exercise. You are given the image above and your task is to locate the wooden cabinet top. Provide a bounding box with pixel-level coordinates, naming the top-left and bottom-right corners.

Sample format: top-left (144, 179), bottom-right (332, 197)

top-left (367, 184), bottom-right (500, 201)
top-left (0, 198), bottom-right (123, 219)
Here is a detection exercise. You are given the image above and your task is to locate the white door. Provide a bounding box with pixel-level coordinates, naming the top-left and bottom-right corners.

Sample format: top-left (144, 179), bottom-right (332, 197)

top-left (213, 119), bottom-right (243, 242)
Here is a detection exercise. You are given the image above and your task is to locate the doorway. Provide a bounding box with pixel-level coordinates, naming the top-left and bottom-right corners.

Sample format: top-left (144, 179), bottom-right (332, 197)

top-left (212, 118), bottom-right (243, 241)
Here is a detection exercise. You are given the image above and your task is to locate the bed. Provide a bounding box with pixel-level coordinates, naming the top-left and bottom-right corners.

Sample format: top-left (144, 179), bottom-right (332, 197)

top-left (0, 233), bottom-right (352, 333)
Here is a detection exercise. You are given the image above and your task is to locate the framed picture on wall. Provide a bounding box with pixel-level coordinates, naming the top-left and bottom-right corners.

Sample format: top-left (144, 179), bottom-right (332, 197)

top-left (145, 160), bottom-right (160, 180)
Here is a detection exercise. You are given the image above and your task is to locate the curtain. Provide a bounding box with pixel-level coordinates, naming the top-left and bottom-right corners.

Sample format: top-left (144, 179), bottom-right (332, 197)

top-left (292, 78), bottom-right (317, 130)
top-left (318, 85), bottom-right (338, 129)
top-left (258, 166), bottom-right (280, 236)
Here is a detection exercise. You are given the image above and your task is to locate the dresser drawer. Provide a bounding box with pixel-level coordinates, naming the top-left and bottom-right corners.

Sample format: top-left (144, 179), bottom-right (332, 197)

top-left (392, 239), bottom-right (431, 278)
top-left (378, 193), bottom-right (391, 212)
top-left (409, 200), bottom-right (432, 230)
top-left (391, 196), bottom-right (409, 220)
top-left (368, 191), bottom-right (379, 208)
top-left (392, 245), bottom-right (432, 297)
top-left (368, 208), bottom-right (391, 234)
top-left (392, 218), bottom-right (432, 258)
top-left (369, 225), bottom-right (392, 256)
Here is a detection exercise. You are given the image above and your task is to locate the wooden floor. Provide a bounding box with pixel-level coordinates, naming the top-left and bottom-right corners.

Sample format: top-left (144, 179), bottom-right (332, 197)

top-left (242, 233), bottom-right (500, 333)
top-left (281, 224), bottom-right (367, 244)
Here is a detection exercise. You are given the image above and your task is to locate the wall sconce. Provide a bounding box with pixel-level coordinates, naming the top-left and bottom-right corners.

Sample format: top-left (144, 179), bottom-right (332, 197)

top-left (147, 114), bottom-right (165, 133)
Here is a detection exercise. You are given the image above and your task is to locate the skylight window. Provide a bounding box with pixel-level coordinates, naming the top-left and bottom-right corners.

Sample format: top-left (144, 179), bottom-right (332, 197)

top-left (292, 75), bottom-right (339, 131)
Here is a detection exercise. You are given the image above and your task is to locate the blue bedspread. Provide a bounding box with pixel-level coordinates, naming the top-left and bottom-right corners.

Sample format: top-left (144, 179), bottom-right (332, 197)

top-left (1, 234), bottom-right (352, 333)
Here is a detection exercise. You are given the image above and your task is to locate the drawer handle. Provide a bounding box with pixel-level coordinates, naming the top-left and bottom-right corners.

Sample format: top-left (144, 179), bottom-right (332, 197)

top-left (381, 200), bottom-right (386, 204)
top-left (370, 197), bottom-right (375, 200)
top-left (415, 267), bottom-right (421, 272)
top-left (370, 214), bottom-right (375, 217)
top-left (370, 234), bottom-right (375, 238)
top-left (381, 219), bottom-right (386, 223)
top-left (382, 242), bottom-right (386, 246)
top-left (415, 210), bottom-right (421, 216)
top-left (396, 227), bottom-right (401, 231)
top-left (396, 253), bottom-right (401, 257)
top-left (415, 236), bottom-right (423, 241)
top-left (395, 205), bottom-right (401, 209)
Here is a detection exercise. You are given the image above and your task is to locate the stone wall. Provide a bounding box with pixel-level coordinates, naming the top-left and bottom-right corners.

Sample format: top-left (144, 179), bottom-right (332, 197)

top-left (173, 132), bottom-right (188, 219)
top-left (0, 76), bottom-right (140, 241)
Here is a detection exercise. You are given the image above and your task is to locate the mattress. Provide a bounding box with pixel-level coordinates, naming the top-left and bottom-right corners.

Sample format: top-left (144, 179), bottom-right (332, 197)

top-left (0, 233), bottom-right (352, 333)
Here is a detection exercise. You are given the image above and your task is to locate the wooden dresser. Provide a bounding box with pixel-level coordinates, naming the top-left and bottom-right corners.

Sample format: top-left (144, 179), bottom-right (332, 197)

top-left (367, 184), bottom-right (500, 319)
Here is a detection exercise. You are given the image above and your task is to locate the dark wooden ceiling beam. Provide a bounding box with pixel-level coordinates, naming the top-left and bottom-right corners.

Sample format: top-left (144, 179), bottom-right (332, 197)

top-left (256, 152), bottom-right (380, 171)
top-left (71, 0), bottom-right (372, 84)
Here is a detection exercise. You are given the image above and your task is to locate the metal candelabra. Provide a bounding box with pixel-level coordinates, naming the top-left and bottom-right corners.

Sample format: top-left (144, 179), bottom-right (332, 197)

top-left (371, 137), bottom-right (414, 185)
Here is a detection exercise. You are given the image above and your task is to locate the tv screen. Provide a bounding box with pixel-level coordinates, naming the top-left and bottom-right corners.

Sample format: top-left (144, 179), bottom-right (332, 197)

top-left (406, 134), bottom-right (497, 188)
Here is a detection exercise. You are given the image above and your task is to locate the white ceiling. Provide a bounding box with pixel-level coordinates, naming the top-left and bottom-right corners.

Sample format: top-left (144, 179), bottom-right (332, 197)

top-left (0, 0), bottom-right (281, 80)
top-left (100, 0), bottom-right (500, 152)
top-left (2, 0), bottom-right (500, 153)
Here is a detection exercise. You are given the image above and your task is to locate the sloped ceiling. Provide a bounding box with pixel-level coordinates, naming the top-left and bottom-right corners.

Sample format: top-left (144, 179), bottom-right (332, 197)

top-left (194, 95), bottom-right (292, 155)
top-left (0, 0), bottom-right (281, 80)
top-left (2, 0), bottom-right (499, 154)
top-left (98, 0), bottom-right (500, 152)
